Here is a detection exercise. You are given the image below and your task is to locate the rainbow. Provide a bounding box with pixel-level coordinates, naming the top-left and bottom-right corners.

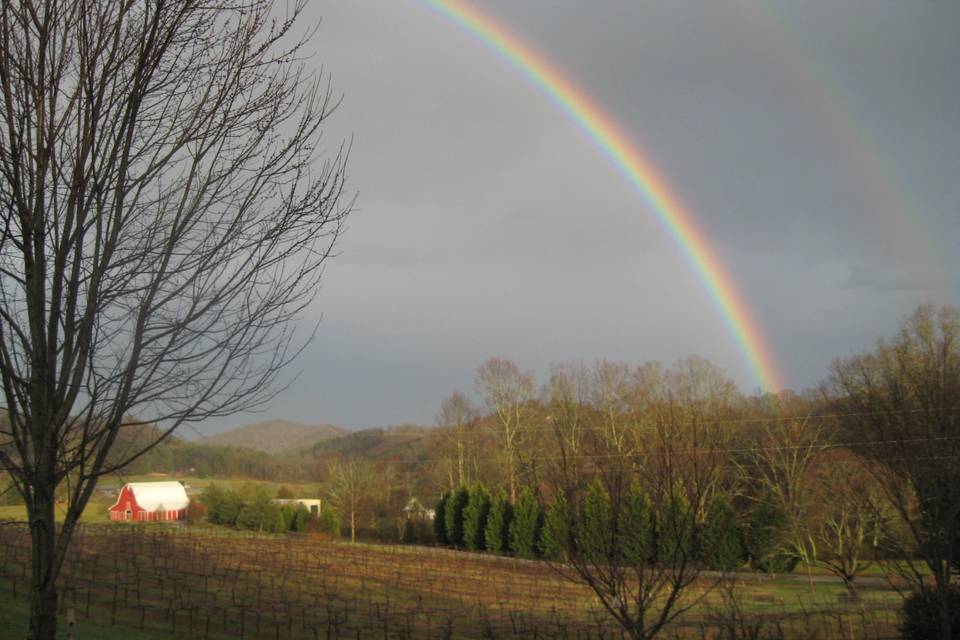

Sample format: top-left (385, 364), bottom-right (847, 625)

top-left (421, 0), bottom-right (783, 391)
top-left (735, 2), bottom-right (944, 285)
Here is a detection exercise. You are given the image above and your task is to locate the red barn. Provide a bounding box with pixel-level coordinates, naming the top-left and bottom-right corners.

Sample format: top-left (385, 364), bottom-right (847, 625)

top-left (109, 481), bottom-right (190, 522)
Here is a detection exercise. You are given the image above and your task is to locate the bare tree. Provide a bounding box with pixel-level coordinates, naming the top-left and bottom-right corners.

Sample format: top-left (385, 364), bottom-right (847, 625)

top-left (544, 362), bottom-right (588, 490)
top-left (328, 459), bottom-right (378, 543)
top-left (550, 411), bottom-right (727, 639)
top-left (827, 304), bottom-right (960, 639)
top-left (475, 357), bottom-right (533, 502)
top-left (590, 359), bottom-right (634, 458)
top-left (0, 2), bottom-right (350, 637)
top-left (742, 417), bottom-right (827, 587)
top-left (546, 358), bottom-right (736, 639)
top-left (810, 451), bottom-right (886, 593)
top-left (437, 390), bottom-right (474, 490)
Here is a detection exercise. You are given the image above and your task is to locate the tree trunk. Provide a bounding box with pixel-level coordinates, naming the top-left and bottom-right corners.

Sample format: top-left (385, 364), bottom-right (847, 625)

top-left (936, 569), bottom-right (953, 640)
top-left (350, 509), bottom-right (356, 543)
top-left (28, 486), bottom-right (59, 640)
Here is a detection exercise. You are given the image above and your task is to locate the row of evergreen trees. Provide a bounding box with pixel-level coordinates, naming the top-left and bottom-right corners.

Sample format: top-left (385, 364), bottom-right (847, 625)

top-left (434, 480), bottom-right (796, 572)
top-left (434, 485), bottom-right (545, 559)
top-left (543, 481), bottom-right (746, 570)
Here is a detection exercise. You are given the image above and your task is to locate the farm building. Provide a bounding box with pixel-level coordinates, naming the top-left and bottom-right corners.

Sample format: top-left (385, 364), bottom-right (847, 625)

top-left (272, 498), bottom-right (323, 515)
top-left (402, 497), bottom-right (435, 521)
top-left (109, 481), bottom-right (190, 522)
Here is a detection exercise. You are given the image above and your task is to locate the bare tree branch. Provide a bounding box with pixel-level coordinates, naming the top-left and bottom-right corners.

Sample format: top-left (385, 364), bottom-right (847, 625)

top-left (0, 2), bottom-right (351, 637)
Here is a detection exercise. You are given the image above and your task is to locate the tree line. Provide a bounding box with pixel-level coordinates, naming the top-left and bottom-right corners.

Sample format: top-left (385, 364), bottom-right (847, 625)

top-left (432, 480), bottom-right (769, 572)
top-left (421, 304), bottom-right (960, 639)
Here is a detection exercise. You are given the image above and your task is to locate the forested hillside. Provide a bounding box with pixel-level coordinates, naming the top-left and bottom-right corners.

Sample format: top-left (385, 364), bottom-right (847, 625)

top-left (197, 420), bottom-right (344, 454)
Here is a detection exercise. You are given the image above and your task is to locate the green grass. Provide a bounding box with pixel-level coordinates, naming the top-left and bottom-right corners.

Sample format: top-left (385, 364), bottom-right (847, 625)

top-left (0, 503), bottom-right (112, 524)
top-left (119, 474), bottom-right (324, 497)
top-left (0, 596), bottom-right (194, 640)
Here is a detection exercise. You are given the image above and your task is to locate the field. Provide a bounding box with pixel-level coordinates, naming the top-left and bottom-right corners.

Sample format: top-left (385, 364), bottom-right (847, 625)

top-left (0, 523), bottom-right (904, 639)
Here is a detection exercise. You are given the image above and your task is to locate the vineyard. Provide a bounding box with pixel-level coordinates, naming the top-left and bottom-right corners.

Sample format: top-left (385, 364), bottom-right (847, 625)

top-left (0, 524), bottom-right (906, 639)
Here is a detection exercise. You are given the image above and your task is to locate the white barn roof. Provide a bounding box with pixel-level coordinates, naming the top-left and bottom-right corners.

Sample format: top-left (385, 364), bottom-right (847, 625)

top-left (126, 481), bottom-right (190, 511)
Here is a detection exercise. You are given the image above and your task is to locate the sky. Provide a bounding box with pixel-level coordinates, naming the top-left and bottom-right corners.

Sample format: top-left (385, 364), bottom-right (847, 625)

top-left (199, 0), bottom-right (959, 434)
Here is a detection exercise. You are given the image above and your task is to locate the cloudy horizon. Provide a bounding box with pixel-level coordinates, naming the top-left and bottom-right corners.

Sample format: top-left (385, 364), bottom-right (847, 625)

top-left (196, 0), bottom-right (959, 435)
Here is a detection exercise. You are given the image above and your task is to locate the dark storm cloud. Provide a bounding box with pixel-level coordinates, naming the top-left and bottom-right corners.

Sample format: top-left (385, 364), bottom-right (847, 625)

top-left (198, 0), bottom-right (960, 433)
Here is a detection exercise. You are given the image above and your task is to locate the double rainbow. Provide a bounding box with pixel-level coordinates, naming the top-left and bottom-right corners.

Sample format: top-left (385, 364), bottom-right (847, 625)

top-left (421, 0), bottom-right (783, 392)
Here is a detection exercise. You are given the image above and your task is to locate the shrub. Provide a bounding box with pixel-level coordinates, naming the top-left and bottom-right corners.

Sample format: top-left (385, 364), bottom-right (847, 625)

top-left (290, 504), bottom-right (312, 532)
top-left (210, 490), bottom-right (243, 526)
top-left (315, 503), bottom-right (340, 536)
top-left (901, 586), bottom-right (960, 640)
top-left (236, 488), bottom-right (282, 532)
top-left (700, 494), bottom-right (745, 571)
top-left (371, 516), bottom-right (398, 542)
top-left (185, 499), bottom-right (207, 525)
top-left (401, 519), bottom-right (416, 544)
top-left (280, 505), bottom-right (297, 531)
top-left (745, 495), bottom-right (796, 573)
top-left (413, 519), bottom-right (434, 544)
top-left (462, 483), bottom-right (492, 551)
top-left (199, 483), bottom-right (226, 518)
top-left (485, 490), bottom-right (512, 553)
top-left (510, 487), bottom-right (543, 559)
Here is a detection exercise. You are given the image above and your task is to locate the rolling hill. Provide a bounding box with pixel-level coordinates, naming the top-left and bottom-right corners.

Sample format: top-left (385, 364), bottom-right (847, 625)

top-left (196, 420), bottom-right (345, 454)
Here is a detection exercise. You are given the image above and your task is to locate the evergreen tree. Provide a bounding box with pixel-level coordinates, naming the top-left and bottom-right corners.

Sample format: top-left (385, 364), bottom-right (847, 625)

top-left (657, 489), bottom-right (694, 565)
top-left (291, 504), bottom-right (312, 532)
top-left (433, 492), bottom-right (450, 545)
top-left (462, 483), bottom-right (492, 551)
top-left (618, 481), bottom-right (655, 566)
top-left (317, 503), bottom-right (341, 536)
top-left (445, 487), bottom-right (470, 548)
top-left (199, 483), bottom-right (226, 520)
top-left (236, 487), bottom-right (280, 531)
top-left (745, 494), bottom-right (796, 573)
top-left (280, 505), bottom-right (297, 531)
top-left (510, 487), bottom-right (544, 559)
top-left (577, 480), bottom-right (615, 564)
top-left (272, 505), bottom-right (287, 533)
top-left (211, 489), bottom-right (244, 526)
top-left (485, 490), bottom-right (513, 553)
top-left (700, 494), bottom-right (745, 571)
top-left (541, 490), bottom-right (573, 560)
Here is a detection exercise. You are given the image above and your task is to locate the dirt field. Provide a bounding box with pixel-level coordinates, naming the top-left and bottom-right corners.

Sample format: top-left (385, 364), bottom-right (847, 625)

top-left (0, 523), bottom-right (903, 639)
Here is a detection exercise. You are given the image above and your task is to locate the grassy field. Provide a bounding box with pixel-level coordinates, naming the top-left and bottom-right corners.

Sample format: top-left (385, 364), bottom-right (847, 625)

top-left (117, 473), bottom-right (325, 496)
top-left (0, 523), bottom-right (904, 639)
top-left (0, 594), bottom-right (189, 640)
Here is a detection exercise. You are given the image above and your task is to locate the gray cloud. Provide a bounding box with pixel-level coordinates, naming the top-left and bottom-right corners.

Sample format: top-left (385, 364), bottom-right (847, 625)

top-left (197, 0), bottom-right (960, 433)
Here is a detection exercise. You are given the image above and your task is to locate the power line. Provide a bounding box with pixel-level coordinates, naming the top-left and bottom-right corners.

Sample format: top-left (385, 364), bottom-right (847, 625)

top-left (318, 432), bottom-right (960, 466)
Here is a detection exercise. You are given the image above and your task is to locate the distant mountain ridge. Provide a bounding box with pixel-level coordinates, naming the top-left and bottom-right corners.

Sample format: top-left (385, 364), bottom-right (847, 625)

top-left (311, 424), bottom-right (434, 460)
top-left (197, 420), bottom-right (345, 454)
